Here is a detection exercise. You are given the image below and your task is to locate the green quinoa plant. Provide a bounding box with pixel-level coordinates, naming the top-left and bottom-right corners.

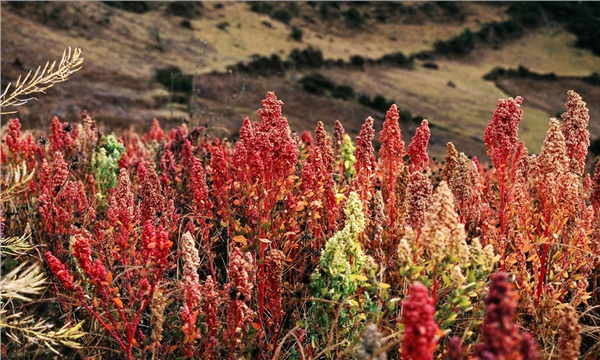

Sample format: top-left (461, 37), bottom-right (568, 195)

top-left (307, 191), bottom-right (381, 358)
top-left (91, 134), bottom-right (124, 199)
top-left (340, 133), bottom-right (357, 180)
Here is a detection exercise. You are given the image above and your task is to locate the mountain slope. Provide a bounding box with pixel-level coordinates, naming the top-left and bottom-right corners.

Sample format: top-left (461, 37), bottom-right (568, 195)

top-left (1, 1), bottom-right (598, 161)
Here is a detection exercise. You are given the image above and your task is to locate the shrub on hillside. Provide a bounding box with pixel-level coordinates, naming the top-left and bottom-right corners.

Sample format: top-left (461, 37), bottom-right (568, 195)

top-left (179, 19), bottom-right (192, 29)
top-left (590, 137), bottom-right (600, 157)
top-left (103, 1), bottom-right (152, 13)
top-left (331, 84), bottom-right (355, 100)
top-left (249, 2), bottom-right (273, 15)
top-left (371, 94), bottom-right (394, 113)
top-left (344, 7), bottom-right (365, 28)
top-left (477, 20), bottom-right (523, 44)
top-left (507, 1), bottom-right (600, 55)
top-left (319, 2), bottom-right (341, 20)
top-left (358, 93), bottom-right (372, 108)
top-left (288, 46), bottom-right (324, 69)
top-left (230, 54), bottom-right (287, 77)
top-left (300, 73), bottom-right (336, 95)
top-left (584, 72), bottom-right (600, 86)
top-left (166, 1), bottom-right (203, 18)
top-left (290, 26), bottom-right (303, 42)
top-left (435, 2), bottom-right (463, 19)
top-left (154, 66), bottom-right (193, 92)
top-left (272, 9), bottom-right (292, 24)
top-left (378, 51), bottom-right (414, 68)
top-left (434, 28), bottom-right (475, 55)
top-left (350, 55), bottom-right (366, 69)
top-left (357, 93), bottom-right (396, 113)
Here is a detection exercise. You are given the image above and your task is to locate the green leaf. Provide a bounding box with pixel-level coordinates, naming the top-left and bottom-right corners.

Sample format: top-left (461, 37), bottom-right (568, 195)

top-left (2, 258), bottom-right (19, 273)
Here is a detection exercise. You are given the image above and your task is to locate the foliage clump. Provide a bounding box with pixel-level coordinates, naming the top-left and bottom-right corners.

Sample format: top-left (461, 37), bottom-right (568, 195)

top-left (2, 63), bottom-right (599, 359)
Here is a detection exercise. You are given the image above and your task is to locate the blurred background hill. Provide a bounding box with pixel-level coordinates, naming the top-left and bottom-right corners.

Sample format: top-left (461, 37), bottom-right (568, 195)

top-left (1, 1), bottom-right (599, 161)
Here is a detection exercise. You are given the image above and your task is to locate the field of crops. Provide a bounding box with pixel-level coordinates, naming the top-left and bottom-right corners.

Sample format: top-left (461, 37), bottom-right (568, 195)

top-left (1, 52), bottom-right (599, 359)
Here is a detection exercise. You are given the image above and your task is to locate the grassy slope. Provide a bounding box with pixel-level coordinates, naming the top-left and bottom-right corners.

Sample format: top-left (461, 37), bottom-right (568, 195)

top-left (1, 2), bottom-right (598, 160)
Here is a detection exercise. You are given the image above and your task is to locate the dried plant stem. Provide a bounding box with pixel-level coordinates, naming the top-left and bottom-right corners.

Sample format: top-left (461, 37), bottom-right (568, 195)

top-left (1, 47), bottom-right (84, 114)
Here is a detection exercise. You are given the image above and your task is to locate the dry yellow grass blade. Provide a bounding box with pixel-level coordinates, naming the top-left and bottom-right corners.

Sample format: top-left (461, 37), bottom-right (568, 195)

top-left (0, 47), bottom-right (84, 115)
top-left (0, 262), bottom-right (46, 302)
top-left (1, 312), bottom-right (86, 355)
top-left (0, 252), bottom-right (86, 353)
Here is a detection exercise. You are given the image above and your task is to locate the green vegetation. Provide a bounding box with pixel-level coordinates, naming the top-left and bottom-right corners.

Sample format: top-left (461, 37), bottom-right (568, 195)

top-left (249, 2), bottom-right (273, 15)
top-left (434, 28), bottom-right (475, 56)
top-left (165, 1), bottom-right (203, 18)
top-left (379, 52), bottom-right (414, 68)
top-left (103, 1), bottom-right (152, 14)
top-left (272, 9), bottom-right (292, 24)
top-left (300, 73), bottom-right (335, 96)
top-left (358, 93), bottom-right (396, 113)
top-left (508, 2), bottom-right (600, 55)
top-left (290, 26), bottom-right (303, 42)
top-left (319, 2), bottom-right (341, 20)
top-left (344, 7), bottom-right (364, 29)
top-left (288, 46), bottom-right (325, 69)
top-left (483, 66), bottom-right (600, 86)
top-left (154, 66), bottom-right (193, 93)
top-left (299, 73), bottom-right (355, 100)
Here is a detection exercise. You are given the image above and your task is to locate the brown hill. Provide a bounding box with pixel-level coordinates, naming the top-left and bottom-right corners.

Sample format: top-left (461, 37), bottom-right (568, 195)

top-left (1, 1), bottom-right (599, 161)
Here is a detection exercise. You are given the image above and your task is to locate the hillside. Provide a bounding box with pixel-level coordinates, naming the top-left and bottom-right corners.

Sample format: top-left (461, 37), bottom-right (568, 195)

top-left (1, 1), bottom-right (599, 161)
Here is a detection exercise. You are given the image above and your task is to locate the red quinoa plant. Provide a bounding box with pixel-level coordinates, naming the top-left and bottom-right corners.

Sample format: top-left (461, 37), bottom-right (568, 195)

top-left (2, 89), bottom-right (599, 359)
top-left (45, 165), bottom-right (174, 360)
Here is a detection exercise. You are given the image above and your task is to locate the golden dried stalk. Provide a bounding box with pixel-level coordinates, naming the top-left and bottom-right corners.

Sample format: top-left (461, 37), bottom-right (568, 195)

top-left (1, 47), bottom-right (84, 114)
top-left (0, 262), bottom-right (46, 302)
top-left (1, 313), bottom-right (85, 355)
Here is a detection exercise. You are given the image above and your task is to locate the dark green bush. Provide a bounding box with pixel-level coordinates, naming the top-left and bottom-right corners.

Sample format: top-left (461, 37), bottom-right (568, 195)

top-left (231, 54), bottom-right (287, 77)
top-left (356, 93), bottom-right (395, 113)
top-left (319, 3), bottom-right (340, 20)
top-left (584, 72), bottom-right (600, 86)
top-left (505, 2), bottom-right (543, 27)
top-left (571, 21), bottom-right (600, 56)
top-left (414, 51), bottom-right (434, 61)
top-left (436, 2), bottom-right (462, 17)
top-left (375, 9), bottom-right (389, 23)
top-left (477, 20), bottom-right (523, 43)
top-left (291, 26), bottom-right (303, 42)
top-left (506, 2), bottom-right (600, 56)
top-left (371, 94), bottom-right (393, 113)
top-left (379, 52), bottom-right (413, 68)
top-left (332, 85), bottom-right (355, 100)
top-left (272, 9), bottom-right (292, 24)
top-left (166, 2), bottom-right (203, 18)
top-left (289, 47), bottom-right (324, 69)
top-left (422, 62), bottom-right (439, 70)
top-left (268, 54), bottom-right (287, 75)
top-left (104, 1), bottom-right (151, 13)
top-left (358, 93), bottom-right (372, 107)
top-left (434, 28), bottom-right (475, 55)
top-left (483, 67), bottom-right (506, 81)
top-left (250, 2), bottom-right (274, 15)
top-left (590, 137), bottom-right (600, 156)
top-left (287, 2), bottom-right (300, 16)
top-left (257, 55), bottom-right (285, 76)
top-left (179, 20), bottom-right (192, 29)
top-left (350, 55), bottom-right (365, 69)
top-left (344, 8), bottom-right (364, 28)
top-left (154, 66), bottom-right (193, 93)
top-left (399, 108), bottom-right (413, 123)
top-left (300, 74), bottom-right (336, 96)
